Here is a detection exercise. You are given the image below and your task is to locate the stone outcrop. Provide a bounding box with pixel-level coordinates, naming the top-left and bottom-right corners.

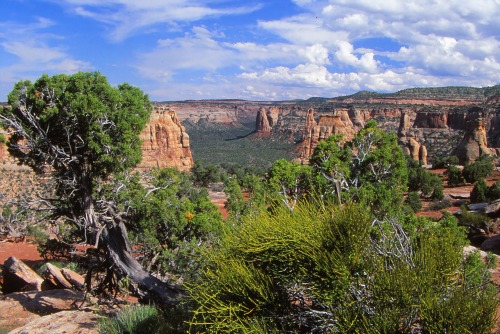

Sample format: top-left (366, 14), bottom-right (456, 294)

top-left (3, 256), bottom-right (46, 293)
top-left (453, 118), bottom-right (494, 163)
top-left (420, 145), bottom-right (428, 165)
top-left (138, 107), bottom-right (193, 172)
top-left (8, 310), bottom-right (100, 334)
top-left (299, 108), bottom-right (359, 161)
top-left (255, 107), bottom-right (272, 135)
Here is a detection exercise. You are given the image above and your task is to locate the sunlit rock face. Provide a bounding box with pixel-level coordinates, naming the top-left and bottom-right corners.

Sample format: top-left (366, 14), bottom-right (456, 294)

top-left (138, 107), bottom-right (193, 172)
top-left (255, 107), bottom-right (272, 135)
top-left (453, 118), bottom-right (495, 163)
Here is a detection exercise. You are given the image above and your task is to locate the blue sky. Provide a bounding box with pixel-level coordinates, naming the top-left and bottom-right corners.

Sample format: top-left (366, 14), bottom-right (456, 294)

top-left (0, 0), bottom-right (499, 101)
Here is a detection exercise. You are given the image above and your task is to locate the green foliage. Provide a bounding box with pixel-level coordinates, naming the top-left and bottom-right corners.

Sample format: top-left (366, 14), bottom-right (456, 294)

top-left (463, 156), bottom-right (494, 183)
top-left (0, 133), bottom-right (6, 144)
top-left (458, 205), bottom-right (491, 231)
top-left (432, 155), bottom-right (459, 169)
top-left (487, 180), bottom-right (500, 201)
top-left (187, 202), bottom-right (496, 333)
top-left (184, 120), bottom-right (295, 169)
top-left (447, 165), bottom-right (464, 187)
top-left (106, 168), bottom-right (224, 279)
top-left (486, 252), bottom-right (497, 270)
top-left (1, 72), bottom-right (151, 243)
top-left (224, 177), bottom-right (246, 224)
top-left (406, 191), bottom-right (422, 212)
top-left (99, 304), bottom-right (162, 334)
top-left (407, 159), bottom-right (444, 199)
top-left (311, 122), bottom-right (408, 217)
top-left (266, 159), bottom-right (313, 210)
top-left (428, 199), bottom-right (452, 211)
top-left (471, 179), bottom-right (489, 203)
top-left (191, 160), bottom-right (227, 187)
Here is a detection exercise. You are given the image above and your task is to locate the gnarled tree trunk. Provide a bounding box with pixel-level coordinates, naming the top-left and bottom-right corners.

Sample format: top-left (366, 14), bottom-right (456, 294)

top-left (100, 221), bottom-right (182, 306)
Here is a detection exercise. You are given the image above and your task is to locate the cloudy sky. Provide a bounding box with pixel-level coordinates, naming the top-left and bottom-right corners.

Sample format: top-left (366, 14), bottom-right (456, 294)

top-left (0, 0), bottom-right (499, 101)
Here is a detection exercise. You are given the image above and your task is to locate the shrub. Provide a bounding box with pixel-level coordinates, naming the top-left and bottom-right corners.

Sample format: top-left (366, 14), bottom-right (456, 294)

top-left (431, 184), bottom-right (445, 200)
top-left (487, 181), bottom-right (500, 201)
top-left (463, 156), bottom-right (494, 183)
top-left (458, 205), bottom-right (491, 231)
top-left (470, 179), bottom-right (488, 203)
top-left (188, 202), bottom-right (497, 333)
top-left (99, 304), bottom-right (162, 334)
top-left (406, 191), bottom-right (422, 212)
top-left (428, 199), bottom-right (452, 211)
top-left (447, 165), bottom-right (464, 187)
top-left (432, 155), bottom-right (459, 169)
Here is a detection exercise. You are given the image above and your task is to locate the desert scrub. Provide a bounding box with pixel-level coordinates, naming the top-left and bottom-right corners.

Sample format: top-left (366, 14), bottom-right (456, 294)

top-left (187, 202), bottom-right (498, 333)
top-left (99, 304), bottom-right (162, 334)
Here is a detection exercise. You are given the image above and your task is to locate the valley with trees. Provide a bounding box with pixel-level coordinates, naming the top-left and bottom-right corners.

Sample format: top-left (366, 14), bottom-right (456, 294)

top-left (1, 73), bottom-right (500, 333)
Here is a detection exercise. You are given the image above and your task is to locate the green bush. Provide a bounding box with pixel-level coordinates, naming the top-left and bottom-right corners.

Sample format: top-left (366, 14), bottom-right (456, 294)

top-left (487, 181), bottom-right (500, 201)
top-left (470, 179), bottom-right (489, 203)
top-left (99, 304), bottom-right (162, 334)
top-left (187, 202), bottom-right (497, 333)
top-left (447, 165), bottom-right (464, 187)
top-left (428, 199), bottom-right (452, 211)
top-left (458, 205), bottom-right (491, 231)
top-left (463, 156), bottom-right (494, 183)
top-left (432, 155), bottom-right (459, 169)
top-left (406, 191), bottom-right (422, 212)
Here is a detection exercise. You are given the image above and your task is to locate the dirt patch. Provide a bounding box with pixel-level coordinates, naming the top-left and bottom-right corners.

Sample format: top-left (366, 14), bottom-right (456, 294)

top-left (0, 241), bottom-right (43, 267)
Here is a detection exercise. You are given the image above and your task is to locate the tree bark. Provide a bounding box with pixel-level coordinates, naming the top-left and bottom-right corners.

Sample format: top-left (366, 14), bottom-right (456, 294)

top-left (100, 222), bottom-right (182, 306)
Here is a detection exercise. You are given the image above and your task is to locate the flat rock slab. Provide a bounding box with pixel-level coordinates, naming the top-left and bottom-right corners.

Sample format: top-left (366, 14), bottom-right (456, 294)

top-left (0, 289), bottom-right (87, 316)
top-left (0, 299), bottom-right (40, 332)
top-left (8, 310), bottom-right (100, 334)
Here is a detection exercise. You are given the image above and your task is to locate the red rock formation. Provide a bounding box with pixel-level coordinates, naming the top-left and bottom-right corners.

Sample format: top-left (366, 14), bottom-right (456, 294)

top-left (255, 107), bottom-right (272, 135)
top-left (138, 107), bottom-right (193, 172)
top-left (414, 111), bottom-right (448, 128)
top-left (268, 106), bottom-right (280, 127)
top-left (299, 108), bottom-right (357, 161)
top-left (408, 138), bottom-right (421, 161)
top-left (453, 118), bottom-right (495, 162)
top-left (419, 145), bottom-right (428, 165)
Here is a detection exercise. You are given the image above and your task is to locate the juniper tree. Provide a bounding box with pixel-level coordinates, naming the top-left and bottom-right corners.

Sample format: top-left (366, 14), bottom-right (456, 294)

top-left (0, 72), bottom-right (180, 304)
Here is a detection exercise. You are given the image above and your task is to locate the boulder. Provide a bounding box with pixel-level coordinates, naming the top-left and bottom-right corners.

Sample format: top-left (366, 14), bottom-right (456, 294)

top-left (2, 257), bottom-right (45, 293)
top-left (0, 289), bottom-right (87, 315)
top-left (45, 263), bottom-right (72, 289)
top-left (485, 199), bottom-right (500, 217)
top-left (8, 310), bottom-right (100, 334)
top-left (61, 268), bottom-right (85, 289)
top-left (481, 234), bottom-right (500, 254)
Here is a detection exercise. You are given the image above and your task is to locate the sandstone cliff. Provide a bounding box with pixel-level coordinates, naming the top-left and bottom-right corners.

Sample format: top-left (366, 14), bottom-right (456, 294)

top-left (255, 107), bottom-right (272, 135)
top-left (137, 107), bottom-right (193, 172)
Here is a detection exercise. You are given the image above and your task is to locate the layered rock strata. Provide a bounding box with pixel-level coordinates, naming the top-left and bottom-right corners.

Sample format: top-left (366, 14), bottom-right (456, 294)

top-left (137, 107), bottom-right (193, 172)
